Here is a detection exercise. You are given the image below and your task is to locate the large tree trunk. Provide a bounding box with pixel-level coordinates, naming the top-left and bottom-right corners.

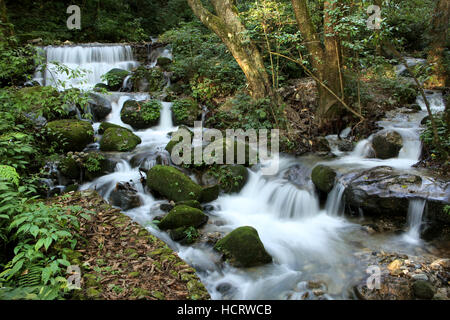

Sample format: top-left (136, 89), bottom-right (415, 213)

top-left (291, 0), bottom-right (343, 123)
top-left (187, 0), bottom-right (273, 100)
top-left (426, 0), bottom-right (449, 88)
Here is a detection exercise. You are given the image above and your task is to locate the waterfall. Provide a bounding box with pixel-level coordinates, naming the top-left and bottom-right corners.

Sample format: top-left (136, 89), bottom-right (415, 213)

top-left (416, 90), bottom-right (446, 113)
top-left (34, 45), bottom-right (139, 90)
top-left (403, 199), bottom-right (426, 244)
top-left (157, 102), bottom-right (175, 131)
top-left (325, 183), bottom-right (346, 217)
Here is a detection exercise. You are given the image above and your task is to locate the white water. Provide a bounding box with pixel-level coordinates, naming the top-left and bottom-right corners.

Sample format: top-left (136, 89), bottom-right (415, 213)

top-left (34, 45), bottom-right (139, 90)
top-left (40, 44), bottom-right (446, 300)
top-left (402, 199), bottom-right (427, 245)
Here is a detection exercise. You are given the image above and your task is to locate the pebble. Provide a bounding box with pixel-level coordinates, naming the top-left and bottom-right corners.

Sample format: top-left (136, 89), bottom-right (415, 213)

top-left (411, 273), bottom-right (429, 281)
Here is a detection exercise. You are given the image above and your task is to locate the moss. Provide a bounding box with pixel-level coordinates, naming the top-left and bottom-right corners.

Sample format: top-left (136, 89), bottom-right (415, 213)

top-left (151, 290), bottom-right (165, 300)
top-left (205, 138), bottom-right (257, 167)
top-left (100, 127), bottom-right (142, 152)
top-left (131, 67), bottom-right (165, 93)
top-left (121, 99), bottom-right (161, 129)
top-left (132, 288), bottom-right (150, 299)
top-left (172, 98), bottom-right (200, 126)
top-left (186, 280), bottom-right (209, 300)
top-left (311, 165), bottom-right (336, 193)
top-left (60, 156), bottom-right (81, 179)
top-left (146, 165), bottom-right (203, 202)
top-left (98, 122), bottom-right (131, 134)
top-left (158, 205), bottom-right (208, 230)
top-left (214, 226), bottom-right (272, 268)
top-left (175, 200), bottom-right (201, 209)
top-left (103, 68), bottom-right (130, 91)
top-left (200, 184), bottom-right (220, 202)
top-left (206, 165), bottom-right (249, 194)
top-left (128, 272), bottom-right (140, 278)
top-left (47, 120), bottom-right (94, 152)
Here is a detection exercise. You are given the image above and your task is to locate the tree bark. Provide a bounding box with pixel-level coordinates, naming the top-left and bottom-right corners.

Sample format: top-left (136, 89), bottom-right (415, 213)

top-left (291, 0), bottom-right (343, 123)
top-left (0, 0), bottom-right (13, 40)
top-left (187, 0), bottom-right (274, 100)
top-left (426, 0), bottom-right (449, 88)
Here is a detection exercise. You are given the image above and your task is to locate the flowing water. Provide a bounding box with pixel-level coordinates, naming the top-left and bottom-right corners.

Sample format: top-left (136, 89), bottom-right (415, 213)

top-left (42, 44), bottom-right (447, 299)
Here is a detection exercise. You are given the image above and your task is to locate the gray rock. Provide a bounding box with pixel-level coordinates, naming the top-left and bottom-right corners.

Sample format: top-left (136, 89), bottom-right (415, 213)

top-left (109, 182), bottom-right (142, 210)
top-left (88, 93), bottom-right (112, 121)
top-left (372, 130), bottom-right (403, 159)
top-left (412, 280), bottom-right (435, 299)
top-left (411, 274), bottom-right (429, 281)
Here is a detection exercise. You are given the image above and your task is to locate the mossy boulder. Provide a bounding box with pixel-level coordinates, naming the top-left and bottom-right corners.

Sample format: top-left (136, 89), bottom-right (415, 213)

top-left (94, 83), bottom-right (109, 92)
top-left (311, 165), bottom-right (336, 193)
top-left (175, 200), bottom-right (202, 210)
top-left (47, 120), bottom-right (94, 152)
top-left (214, 226), bottom-right (272, 268)
top-left (203, 165), bottom-right (249, 194)
top-left (200, 184), bottom-right (220, 202)
top-left (157, 57), bottom-right (172, 70)
top-left (171, 98), bottom-right (200, 127)
top-left (98, 122), bottom-right (130, 134)
top-left (372, 130), bottom-right (403, 159)
top-left (84, 153), bottom-right (108, 180)
top-left (100, 127), bottom-right (141, 152)
top-left (131, 67), bottom-right (165, 93)
top-left (146, 165), bottom-right (202, 202)
top-left (121, 99), bottom-right (161, 129)
top-left (158, 205), bottom-right (208, 230)
top-left (103, 68), bottom-right (130, 91)
top-left (87, 93), bottom-right (112, 121)
top-left (59, 155), bottom-right (81, 179)
top-left (204, 138), bottom-right (257, 167)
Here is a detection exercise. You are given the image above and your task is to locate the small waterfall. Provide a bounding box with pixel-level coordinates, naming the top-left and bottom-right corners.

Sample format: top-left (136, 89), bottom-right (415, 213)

top-left (157, 102), bottom-right (175, 131)
top-left (416, 90), bottom-right (446, 113)
top-left (121, 75), bottom-right (133, 92)
top-left (403, 199), bottom-right (426, 244)
top-left (350, 139), bottom-right (373, 158)
top-left (34, 45), bottom-right (139, 90)
top-left (325, 183), bottom-right (346, 217)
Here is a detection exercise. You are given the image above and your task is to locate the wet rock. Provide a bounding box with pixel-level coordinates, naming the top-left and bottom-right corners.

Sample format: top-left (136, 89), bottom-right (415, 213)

top-left (88, 93), bottom-right (112, 121)
top-left (147, 165), bottom-right (203, 202)
top-left (175, 200), bottom-right (202, 210)
top-left (311, 165), bottom-right (336, 193)
top-left (338, 139), bottom-right (354, 152)
top-left (157, 57), bottom-right (172, 69)
top-left (98, 122), bottom-right (130, 135)
top-left (204, 138), bottom-right (258, 167)
top-left (214, 226), bottom-right (272, 268)
top-left (121, 99), bottom-right (161, 129)
top-left (412, 280), bottom-right (435, 299)
top-left (109, 182), bottom-right (142, 211)
top-left (100, 127), bottom-right (141, 152)
top-left (158, 205), bottom-right (208, 230)
top-left (103, 68), bottom-right (130, 91)
top-left (372, 130), bottom-right (403, 159)
top-left (200, 184), bottom-right (220, 203)
top-left (47, 119), bottom-right (94, 152)
top-left (24, 112), bottom-right (47, 128)
top-left (202, 165), bottom-right (249, 194)
top-left (411, 274), bottom-right (429, 281)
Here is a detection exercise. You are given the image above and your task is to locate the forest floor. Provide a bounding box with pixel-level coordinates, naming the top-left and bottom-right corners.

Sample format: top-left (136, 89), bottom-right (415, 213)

top-left (47, 190), bottom-right (210, 300)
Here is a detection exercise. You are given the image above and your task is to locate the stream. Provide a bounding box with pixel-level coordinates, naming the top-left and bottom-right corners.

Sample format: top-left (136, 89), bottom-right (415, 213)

top-left (35, 44), bottom-right (448, 300)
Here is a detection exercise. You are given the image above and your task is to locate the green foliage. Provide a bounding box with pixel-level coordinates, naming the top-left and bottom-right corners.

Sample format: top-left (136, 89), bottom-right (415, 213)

top-left (183, 226), bottom-right (200, 243)
top-left (141, 100), bottom-right (162, 123)
top-left (160, 21), bottom-right (245, 101)
top-left (420, 114), bottom-right (450, 161)
top-left (0, 165), bottom-right (20, 187)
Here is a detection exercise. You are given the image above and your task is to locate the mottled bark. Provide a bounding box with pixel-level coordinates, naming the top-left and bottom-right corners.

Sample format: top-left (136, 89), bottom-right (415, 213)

top-left (187, 0), bottom-right (273, 100)
top-left (291, 0), bottom-right (344, 123)
top-left (426, 0), bottom-right (449, 88)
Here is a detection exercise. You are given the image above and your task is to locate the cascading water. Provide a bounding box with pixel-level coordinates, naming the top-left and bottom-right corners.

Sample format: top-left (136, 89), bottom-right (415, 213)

top-left (34, 45), bottom-right (139, 90)
top-left (42, 43), bottom-right (446, 300)
top-left (402, 199), bottom-right (427, 244)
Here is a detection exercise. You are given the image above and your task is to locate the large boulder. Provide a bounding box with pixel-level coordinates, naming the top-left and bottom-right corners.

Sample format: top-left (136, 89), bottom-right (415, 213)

top-left (158, 205), bottom-right (208, 230)
top-left (109, 182), bottom-right (142, 211)
top-left (131, 67), bottom-right (165, 93)
top-left (311, 165), bottom-right (336, 193)
top-left (100, 127), bottom-right (141, 152)
top-left (214, 226), bottom-right (272, 268)
top-left (121, 99), bottom-right (161, 129)
top-left (103, 68), bottom-right (130, 91)
top-left (146, 165), bottom-right (203, 202)
top-left (88, 93), bottom-right (112, 121)
top-left (372, 131), bottom-right (403, 159)
top-left (202, 165), bottom-right (249, 194)
top-left (98, 122), bottom-right (131, 135)
top-left (171, 98), bottom-right (201, 127)
top-left (47, 120), bottom-right (94, 152)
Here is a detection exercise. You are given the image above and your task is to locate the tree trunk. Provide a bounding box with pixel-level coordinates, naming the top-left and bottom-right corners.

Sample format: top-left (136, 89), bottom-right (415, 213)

top-left (426, 0), bottom-right (449, 88)
top-left (291, 0), bottom-right (343, 123)
top-left (0, 0), bottom-right (13, 40)
top-left (187, 0), bottom-right (273, 100)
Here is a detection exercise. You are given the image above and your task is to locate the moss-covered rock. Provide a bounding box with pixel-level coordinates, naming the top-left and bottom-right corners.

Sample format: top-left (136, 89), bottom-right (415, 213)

top-left (100, 127), bottom-right (141, 152)
top-left (59, 155), bottom-right (81, 179)
top-left (158, 205), bottom-right (208, 230)
top-left (157, 57), bottom-right (172, 70)
top-left (214, 226), bottom-right (272, 268)
top-left (98, 122), bottom-right (130, 134)
top-left (203, 165), bottom-right (249, 194)
top-left (372, 130), bottom-right (403, 159)
top-left (131, 66), bottom-right (165, 93)
top-left (175, 200), bottom-right (202, 210)
top-left (200, 184), bottom-right (220, 202)
top-left (146, 165), bottom-right (202, 202)
top-left (103, 68), bottom-right (130, 91)
top-left (121, 99), bottom-right (161, 129)
top-left (84, 153), bottom-right (108, 180)
top-left (47, 120), bottom-right (94, 152)
top-left (172, 98), bottom-right (200, 126)
top-left (204, 138), bottom-right (257, 167)
top-left (311, 165), bottom-right (336, 193)
top-left (412, 280), bottom-right (435, 299)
